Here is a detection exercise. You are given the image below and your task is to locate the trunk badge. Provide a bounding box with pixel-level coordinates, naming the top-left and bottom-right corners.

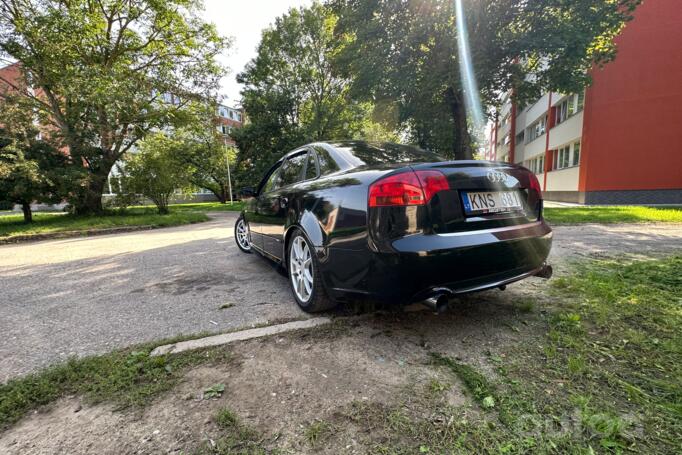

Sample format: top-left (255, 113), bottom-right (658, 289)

top-left (486, 171), bottom-right (506, 183)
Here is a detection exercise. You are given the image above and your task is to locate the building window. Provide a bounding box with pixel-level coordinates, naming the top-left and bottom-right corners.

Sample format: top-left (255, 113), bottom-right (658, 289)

top-left (577, 92), bottom-right (585, 111)
top-left (556, 99), bottom-right (569, 124)
top-left (552, 141), bottom-right (581, 170)
top-left (553, 146), bottom-right (570, 170)
top-left (527, 155), bottom-right (545, 174)
top-left (555, 93), bottom-right (585, 125)
top-left (237, 113), bottom-right (242, 122)
top-left (572, 141), bottom-right (581, 166)
top-left (526, 116), bottom-right (547, 143)
top-left (515, 131), bottom-right (524, 145)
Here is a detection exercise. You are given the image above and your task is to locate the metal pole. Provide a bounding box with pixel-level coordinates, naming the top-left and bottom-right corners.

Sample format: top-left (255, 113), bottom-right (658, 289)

top-left (224, 142), bottom-right (233, 204)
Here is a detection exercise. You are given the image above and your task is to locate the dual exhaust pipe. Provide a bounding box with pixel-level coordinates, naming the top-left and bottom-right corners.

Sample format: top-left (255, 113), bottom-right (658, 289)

top-left (419, 263), bottom-right (553, 313)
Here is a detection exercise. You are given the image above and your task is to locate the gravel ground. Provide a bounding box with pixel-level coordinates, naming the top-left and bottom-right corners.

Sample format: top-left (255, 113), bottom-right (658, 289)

top-left (1, 213), bottom-right (680, 381)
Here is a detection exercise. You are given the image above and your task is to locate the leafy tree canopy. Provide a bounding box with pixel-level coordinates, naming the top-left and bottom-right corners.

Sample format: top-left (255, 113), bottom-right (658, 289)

top-left (233, 1), bottom-right (393, 186)
top-left (329, 0), bottom-right (640, 159)
top-left (120, 132), bottom-right (192, 214)
top-left (171, 102), bottom-right (238, 203)
top-left (0, 96), bottom-right (79, 222)
top-left (0, 0), bottom-right (229, 213)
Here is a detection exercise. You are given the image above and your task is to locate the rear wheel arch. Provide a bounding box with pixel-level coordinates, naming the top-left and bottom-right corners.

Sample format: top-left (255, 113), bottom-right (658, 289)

top-left (284, 211), bottom-right (325, 264)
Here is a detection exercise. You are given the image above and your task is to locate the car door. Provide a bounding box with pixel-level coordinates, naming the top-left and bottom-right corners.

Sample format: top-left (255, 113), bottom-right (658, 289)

top-left (249, 161), bottom-right (283, 252)
top-left (258, 150), bottom-right (309, 259)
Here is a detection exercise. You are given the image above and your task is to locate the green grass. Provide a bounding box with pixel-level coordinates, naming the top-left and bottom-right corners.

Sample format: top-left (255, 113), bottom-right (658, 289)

top-left (0, 200), bottom-right (244, 240)
top-left (544, 206), bottom-right (682, 224)
top-left (164, 201), bottom-right (245, 212)
top-left (336, 256), bottom-right (682, 454)
top-left (0, 334), bottom-right (231, 431)
top-left (305, 419), bottom-right (333, 446)
top-left (0, 210), bottom-right (208, 240)
top-left (430, 353), bottom-right (496, 408)
top-left (195, 408), bottom-right (267, 454)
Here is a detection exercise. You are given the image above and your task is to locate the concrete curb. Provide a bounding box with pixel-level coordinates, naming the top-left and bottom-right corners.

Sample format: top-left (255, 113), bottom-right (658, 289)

top-left (150, 317), bottom-right (332, 357)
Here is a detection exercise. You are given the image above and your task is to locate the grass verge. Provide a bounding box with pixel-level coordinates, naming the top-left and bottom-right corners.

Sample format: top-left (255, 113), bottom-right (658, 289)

top-left (0, 211), bottom-right (208, 240)
top-left (330, 256), bottom-right (682, 454)
top-left (163, 201), bottom-right (245, 212)
top-left (544, 206), bottom-right (682, 224)
top-left (0, 334), bottom-right (230, 431)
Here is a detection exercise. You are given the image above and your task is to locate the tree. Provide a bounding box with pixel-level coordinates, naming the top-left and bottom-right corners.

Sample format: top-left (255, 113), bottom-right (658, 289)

top-left (120, 133), bottom-right (191, 214)
top-left (0, 133), bottom-right (73, 223)
top-left (0, 97), bottom-right (76, 222)
top-left (172, 104), bottom-right (238, 204)
top-left (330, 0), bottom-right (641, 159)
top-left (233, 2), bottom-right (383, 186)
top-left (183, 142), bottom-right (237, 204)
top-left (0, 0), bottom-right (228, 214)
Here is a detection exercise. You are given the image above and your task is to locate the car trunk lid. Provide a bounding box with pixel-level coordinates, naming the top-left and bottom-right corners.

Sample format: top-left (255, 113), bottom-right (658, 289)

top-left (410, 160), bottom-right (542, 234)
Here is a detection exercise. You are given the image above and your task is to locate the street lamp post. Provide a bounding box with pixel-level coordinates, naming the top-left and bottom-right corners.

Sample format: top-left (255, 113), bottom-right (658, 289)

top-left (224, 142), bottom-right (233, 204)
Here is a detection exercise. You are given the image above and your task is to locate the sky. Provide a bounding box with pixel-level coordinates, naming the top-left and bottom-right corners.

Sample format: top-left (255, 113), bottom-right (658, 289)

top-left (201, 0), bottom-right (312, 107)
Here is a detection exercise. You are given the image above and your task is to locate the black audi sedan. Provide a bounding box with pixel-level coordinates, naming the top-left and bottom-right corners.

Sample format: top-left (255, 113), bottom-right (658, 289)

top-left (234, 141), bottom-right (552, 312)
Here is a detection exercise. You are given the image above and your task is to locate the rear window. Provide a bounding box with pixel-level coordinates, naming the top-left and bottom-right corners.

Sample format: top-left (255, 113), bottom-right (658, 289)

top-left (331, 141), bottom-right (444, 166)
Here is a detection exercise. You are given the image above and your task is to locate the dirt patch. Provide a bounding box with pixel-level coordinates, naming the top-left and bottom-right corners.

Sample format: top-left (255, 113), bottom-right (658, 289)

top-left (0, 290), bottom-right (536, 454)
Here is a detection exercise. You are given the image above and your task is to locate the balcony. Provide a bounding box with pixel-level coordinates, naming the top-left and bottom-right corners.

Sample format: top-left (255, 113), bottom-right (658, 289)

top-left (546, 166), bottom-right (580, 192)
top-left (524, 133), bottom-right (546, 159)
top-left (549, 111), bottom-right (583, 150)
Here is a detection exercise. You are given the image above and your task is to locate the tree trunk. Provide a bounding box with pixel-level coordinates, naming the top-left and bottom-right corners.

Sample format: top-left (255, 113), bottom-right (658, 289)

top-left (21, 202), bottom-right (33, 223)
top-left (157, 194), bottom-right (169, 215)
top-left (74, 170), bottom-right (107, 215)
top-left (445, 87), bottom-right (474, 160)
top-left (213, 185), bottom-right (227, 204)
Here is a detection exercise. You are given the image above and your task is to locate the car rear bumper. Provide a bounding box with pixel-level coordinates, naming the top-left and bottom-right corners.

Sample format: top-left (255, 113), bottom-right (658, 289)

top-left (321, 221), bottom-right (552, 304)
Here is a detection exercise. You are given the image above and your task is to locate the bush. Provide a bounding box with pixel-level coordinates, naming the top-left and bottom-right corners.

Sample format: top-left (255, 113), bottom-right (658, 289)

top-left (103, 193), bottom-right (140, 213)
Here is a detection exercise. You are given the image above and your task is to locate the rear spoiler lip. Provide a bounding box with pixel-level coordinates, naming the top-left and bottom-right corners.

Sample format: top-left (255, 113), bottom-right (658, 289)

top-left (411, 159), bottom-right (523, 167)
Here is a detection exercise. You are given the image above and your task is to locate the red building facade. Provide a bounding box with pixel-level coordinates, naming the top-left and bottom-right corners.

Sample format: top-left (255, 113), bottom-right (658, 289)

top-left (489, 0), bottom-right (682, 204)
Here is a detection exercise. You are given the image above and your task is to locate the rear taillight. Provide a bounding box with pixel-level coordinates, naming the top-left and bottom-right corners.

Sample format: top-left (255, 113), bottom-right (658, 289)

top-left (528, 173), bottom-right (542, 199)
top-left (368, 170), bottom-right (449, 207)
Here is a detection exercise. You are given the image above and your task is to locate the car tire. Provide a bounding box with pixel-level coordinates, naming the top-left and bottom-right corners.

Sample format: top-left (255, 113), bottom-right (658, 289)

top-left (287, 228), bottom-right (337, 313)
top-left (234, 216), bottom-right (252, 253)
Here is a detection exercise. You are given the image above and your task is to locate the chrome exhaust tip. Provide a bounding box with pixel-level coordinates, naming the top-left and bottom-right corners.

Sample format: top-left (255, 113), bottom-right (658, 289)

top-left (422, 293), bottom-right (450, 314)
top-left (535, 263), bottom-right (553, 279)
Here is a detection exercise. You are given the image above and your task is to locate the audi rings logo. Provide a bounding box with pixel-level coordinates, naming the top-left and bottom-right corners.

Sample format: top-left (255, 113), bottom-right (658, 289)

top-left (486, 170), bottom-right (506, 183)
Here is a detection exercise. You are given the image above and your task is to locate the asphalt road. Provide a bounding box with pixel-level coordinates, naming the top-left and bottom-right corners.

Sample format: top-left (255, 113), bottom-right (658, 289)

top-left (0, 212), bottom-right (301, 381)
top-left (1, 213), bottom-right (681, 380)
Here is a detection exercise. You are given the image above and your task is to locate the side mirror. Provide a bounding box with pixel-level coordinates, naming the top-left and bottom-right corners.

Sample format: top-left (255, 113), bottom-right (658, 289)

top-left (240, 187), bottom-right (256, 198)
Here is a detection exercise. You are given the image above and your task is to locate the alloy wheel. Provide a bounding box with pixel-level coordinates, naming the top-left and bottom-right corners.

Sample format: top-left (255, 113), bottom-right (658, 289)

top-left (290, 235), bottom-right (313, 302)
top-left (236, 218), bottom-right (251, 251)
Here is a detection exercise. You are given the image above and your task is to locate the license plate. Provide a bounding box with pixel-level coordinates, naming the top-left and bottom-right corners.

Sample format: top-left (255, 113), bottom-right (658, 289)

top-left (461, 191), bottom-right (522, 215)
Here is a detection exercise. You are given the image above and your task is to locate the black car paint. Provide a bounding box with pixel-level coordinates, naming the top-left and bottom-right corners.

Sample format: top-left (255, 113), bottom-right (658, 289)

top-left (241, 141), bottom-right (552, 305)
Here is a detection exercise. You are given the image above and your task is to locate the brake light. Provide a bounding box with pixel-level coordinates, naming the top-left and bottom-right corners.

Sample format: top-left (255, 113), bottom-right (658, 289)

top-left (416, 170), bottom-right (450, 202)
top-left (368, 170), bottom-right (449, 207)
top-left (528, 173), bottom-right (543, 199)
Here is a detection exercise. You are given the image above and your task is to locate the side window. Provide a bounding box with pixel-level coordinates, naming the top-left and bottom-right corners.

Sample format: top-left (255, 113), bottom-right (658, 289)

top-left (279, 152), bottom-right (307, 187)
top-left (304, 151), bottom-right (319, 180)
top-left (313, 146), bottom-right (341, 175)
top-left (261, 165), bottom-right (282, 194)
